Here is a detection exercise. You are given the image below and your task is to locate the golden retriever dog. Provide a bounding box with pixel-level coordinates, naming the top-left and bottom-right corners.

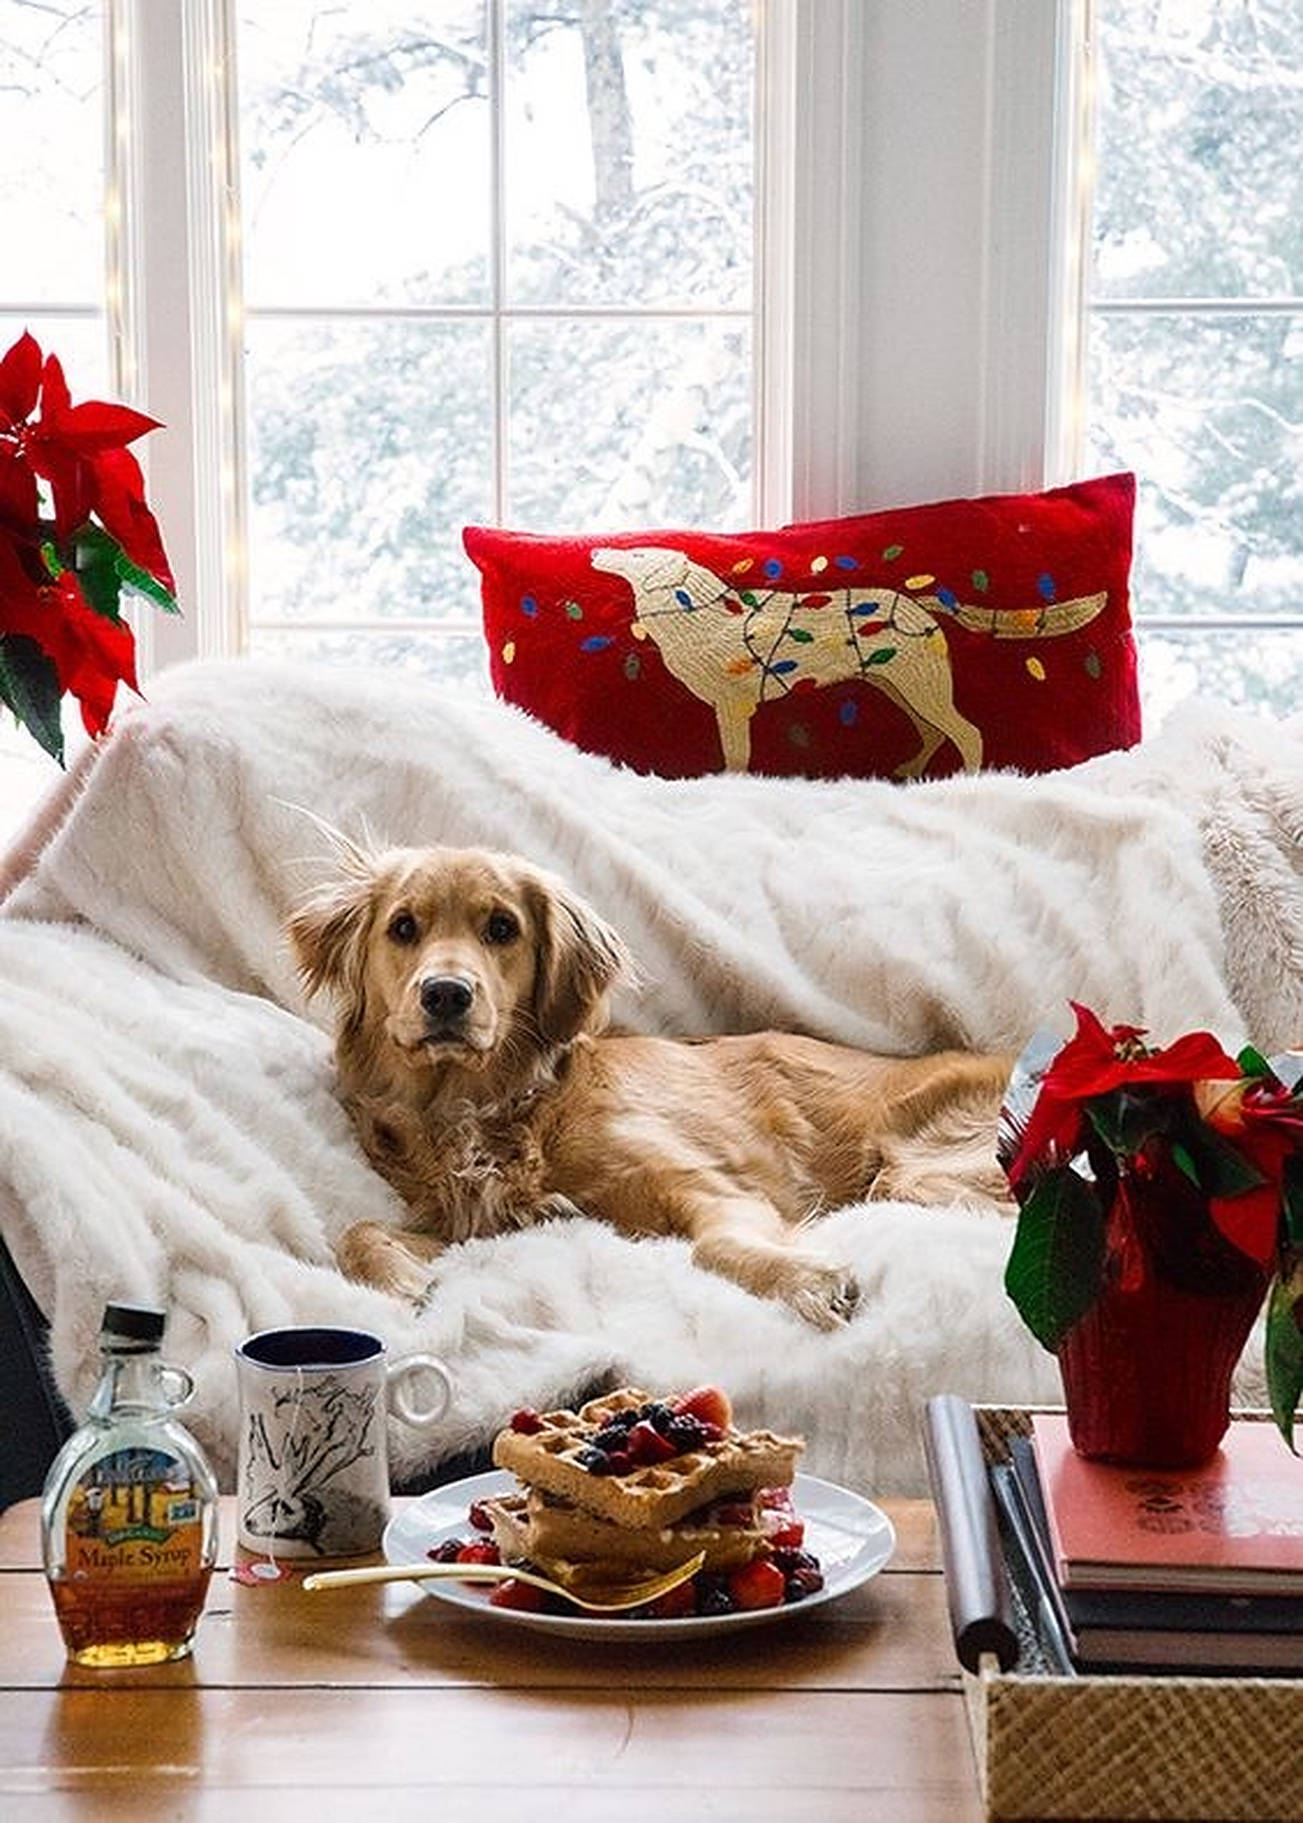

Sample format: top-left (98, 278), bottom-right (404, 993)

top-left (288, 842), bottom-right (1013, 1329)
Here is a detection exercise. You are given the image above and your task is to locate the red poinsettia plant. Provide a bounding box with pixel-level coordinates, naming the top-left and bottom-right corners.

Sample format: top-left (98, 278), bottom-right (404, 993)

top-left (999, 1004), bottom-right (1303, 1450)
top-left (0, 330), bottom-right (178, 762)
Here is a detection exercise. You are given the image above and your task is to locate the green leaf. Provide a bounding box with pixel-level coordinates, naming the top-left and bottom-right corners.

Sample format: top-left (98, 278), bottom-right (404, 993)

top-left (1282, 1155), bottom-right (1303, 1248)
top-left (1182, 1122), bottom-right (1268, 1199)
top-left (1236, 1043), bottom-right (1272, 1079)
top-left (73, 525), bottom-right (125, 622)
top-left (1085, 1086), bottom-right (1170, 1156)
top-left (1003, 1166), bottom-right (1107, 1350)
top-left (0, 634), bottom-right (64, 764)
top-left (116, 554), bottom-right (180, 614)
top-left (1264, 1266), bottom-right (1303, 1452)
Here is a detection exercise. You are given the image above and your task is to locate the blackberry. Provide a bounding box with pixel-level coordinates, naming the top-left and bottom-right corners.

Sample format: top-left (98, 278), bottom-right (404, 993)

top-left (428, 1538), bottom-right (466, 1563)
top-left (771, 1546), bottom-right (820, 1575)
top-left (591, 1424), bottom-right (632, 1453)
top-left (784, 1566), bottom-right (825, 1602)
top-left (665, 1414), bottom-right (707, 1453)
top-left (695, 1581), bottom-right (735, 1616)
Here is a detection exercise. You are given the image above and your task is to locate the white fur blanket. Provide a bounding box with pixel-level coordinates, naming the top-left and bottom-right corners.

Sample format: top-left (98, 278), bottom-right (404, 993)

top-left (2, 658), bottom-right (1298, 1496)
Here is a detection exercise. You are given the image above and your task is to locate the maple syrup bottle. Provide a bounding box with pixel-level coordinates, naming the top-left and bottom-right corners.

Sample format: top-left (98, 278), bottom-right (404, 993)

top-left (41, 1303), bottom-right (219, 1666)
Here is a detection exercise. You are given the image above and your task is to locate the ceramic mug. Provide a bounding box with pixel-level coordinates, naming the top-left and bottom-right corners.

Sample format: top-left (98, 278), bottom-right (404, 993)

top-left (234, 1326), bottom-right (451, 1558)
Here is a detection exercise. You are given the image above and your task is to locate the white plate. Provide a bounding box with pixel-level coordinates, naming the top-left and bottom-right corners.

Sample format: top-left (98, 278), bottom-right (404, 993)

top-left (383, 1469), bottom-right (895, 1642)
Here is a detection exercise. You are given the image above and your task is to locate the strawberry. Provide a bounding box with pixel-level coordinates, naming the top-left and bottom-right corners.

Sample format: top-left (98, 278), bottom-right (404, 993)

top-left (765, 1516), bottom-right (805, 1549)
top-left (456, 1540), bottom-right (501, 1566)
top-left (672, 1385), bottom-right (733, 1430)
top-left (726, 1558), bottom-right (787, 1611)
top-left (643, 1579), bottom-right (697, 1620)
top-left (508, 1408), bottom-right (545, 1433)
top-left (488, 1577), bottom-right (548, 1612)
top-left (625, 1419), bottom-right (677, 1465)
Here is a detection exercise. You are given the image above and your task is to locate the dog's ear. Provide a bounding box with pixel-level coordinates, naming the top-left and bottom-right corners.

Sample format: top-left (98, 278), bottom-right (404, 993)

top-left (286, 868), bottom-right (379, 1022)
top-left (525, 873), bottom-right (634, 1049)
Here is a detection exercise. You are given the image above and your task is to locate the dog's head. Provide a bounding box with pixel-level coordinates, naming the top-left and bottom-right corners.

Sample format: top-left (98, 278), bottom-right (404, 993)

top-left (287, 843), bottom-right (633, 1097)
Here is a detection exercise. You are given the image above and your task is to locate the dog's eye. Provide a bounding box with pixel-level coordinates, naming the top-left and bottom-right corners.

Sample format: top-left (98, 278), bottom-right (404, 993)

top-left (484, 910), bottom-right (519, 946)
top-left (387, 912), bottom-right (419, 945)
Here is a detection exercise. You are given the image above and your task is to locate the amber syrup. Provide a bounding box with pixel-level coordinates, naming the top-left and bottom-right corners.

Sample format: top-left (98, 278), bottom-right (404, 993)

top-left (41, 1304), bottom-right (219, 1667)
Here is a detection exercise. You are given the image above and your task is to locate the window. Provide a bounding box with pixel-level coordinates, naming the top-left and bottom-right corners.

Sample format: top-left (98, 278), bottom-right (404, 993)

top-left (1087, 0), bottom-right (1303, 720)
top-left (5, 0), bottom-right (1294, 770)
top-left (236, 1), bottom-right (755, 688)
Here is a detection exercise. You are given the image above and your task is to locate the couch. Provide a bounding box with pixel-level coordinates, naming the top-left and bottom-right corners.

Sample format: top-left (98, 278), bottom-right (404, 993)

top-left (1, 656), bottom-right (1297, 1506)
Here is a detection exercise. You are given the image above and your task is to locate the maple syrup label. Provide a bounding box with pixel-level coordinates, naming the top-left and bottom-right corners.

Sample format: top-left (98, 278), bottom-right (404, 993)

top-left (64, 1447), bottom-right (204, 1582)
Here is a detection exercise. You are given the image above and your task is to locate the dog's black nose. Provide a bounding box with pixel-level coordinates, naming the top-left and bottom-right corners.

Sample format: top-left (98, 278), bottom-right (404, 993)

top-left (419, 975), bottom-right (474, 1021)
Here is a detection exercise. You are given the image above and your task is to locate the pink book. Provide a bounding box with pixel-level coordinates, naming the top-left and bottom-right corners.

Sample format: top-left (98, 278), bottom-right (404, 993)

top-left (1030, 1413), bottom-right (1303, 1595)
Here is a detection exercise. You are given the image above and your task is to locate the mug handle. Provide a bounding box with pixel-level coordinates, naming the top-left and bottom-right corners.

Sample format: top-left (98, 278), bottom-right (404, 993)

top-left (386, 1353), bottom-right (452, 1427)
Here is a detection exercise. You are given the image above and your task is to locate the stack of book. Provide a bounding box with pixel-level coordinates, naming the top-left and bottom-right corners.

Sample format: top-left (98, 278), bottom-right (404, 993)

top-left (991, 1413), bottom-right (1303, 1674)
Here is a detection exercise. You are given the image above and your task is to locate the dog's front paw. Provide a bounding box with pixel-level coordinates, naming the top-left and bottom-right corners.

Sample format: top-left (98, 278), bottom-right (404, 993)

top-left (785, 1263), bottom-right (860, 1331)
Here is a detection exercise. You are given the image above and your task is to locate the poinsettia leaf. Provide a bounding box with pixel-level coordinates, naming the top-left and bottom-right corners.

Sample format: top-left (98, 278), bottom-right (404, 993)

top-left (1085, 1085), bottom-right (1171, 1155)
top-left (1182, 1121), bottom-right (1268, 1198)
top-left (0, 329), bottom-right (42, 427)
top-left (0, 634), bottom-right (64, 763)
top-left (1264, 1266), bottom-right (1303, 1451)
top-left (71, 525), bottom-right (125, 622)
top-left (1283, 1156), bottom-right (1303, 1249)
top-left (116, 552), bottom-right (180, 614)
top-left (1003, 1165), bottom-right (1106, 1350)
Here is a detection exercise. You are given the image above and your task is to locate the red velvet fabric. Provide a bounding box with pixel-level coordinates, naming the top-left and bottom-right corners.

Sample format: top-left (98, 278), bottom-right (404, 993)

top-left (465, 472), bottom-right (1140, 781)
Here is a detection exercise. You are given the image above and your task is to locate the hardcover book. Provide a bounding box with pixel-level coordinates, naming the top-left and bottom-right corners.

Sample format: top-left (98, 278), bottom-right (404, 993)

top-left (996, 1442), bottom-right (1303, 1673)
top-left (1030, 1413), bottom-right (1303, 1596)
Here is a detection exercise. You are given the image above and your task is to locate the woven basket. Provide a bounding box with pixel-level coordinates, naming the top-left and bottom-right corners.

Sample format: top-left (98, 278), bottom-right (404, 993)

top-left (966, 1407), bottom-right (1301, 1823)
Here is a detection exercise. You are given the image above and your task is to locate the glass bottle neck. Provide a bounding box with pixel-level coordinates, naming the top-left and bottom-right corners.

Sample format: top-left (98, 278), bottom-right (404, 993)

top-left (88, 1350), bottom-right (166, 1420)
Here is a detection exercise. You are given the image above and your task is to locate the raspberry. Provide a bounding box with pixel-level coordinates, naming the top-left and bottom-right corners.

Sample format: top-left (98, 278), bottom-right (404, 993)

top-left (509, 1408), bottom-right (545, 1433)
top-left (467, 1498), bottom-right (496, 1533)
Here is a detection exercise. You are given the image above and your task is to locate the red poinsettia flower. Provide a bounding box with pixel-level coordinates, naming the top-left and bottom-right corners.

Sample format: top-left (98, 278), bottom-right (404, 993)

top-left (0, 330), bottom-right (178, 759)
top-left (1006, 1002), bottom-right (1241, 1188)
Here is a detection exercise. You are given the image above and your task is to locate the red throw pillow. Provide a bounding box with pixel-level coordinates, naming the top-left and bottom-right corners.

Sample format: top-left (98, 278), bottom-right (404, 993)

top-left (464, 472), bottom-right (1139, 781)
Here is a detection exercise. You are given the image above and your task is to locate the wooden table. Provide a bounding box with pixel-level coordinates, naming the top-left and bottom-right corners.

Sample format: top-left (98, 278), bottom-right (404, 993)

top-left (0, 1494), bottom-right (983, 1820)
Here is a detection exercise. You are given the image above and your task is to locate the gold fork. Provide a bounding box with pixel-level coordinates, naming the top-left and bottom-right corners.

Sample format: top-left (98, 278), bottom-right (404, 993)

top-left (302, 1550), bottom-right (707, 1613)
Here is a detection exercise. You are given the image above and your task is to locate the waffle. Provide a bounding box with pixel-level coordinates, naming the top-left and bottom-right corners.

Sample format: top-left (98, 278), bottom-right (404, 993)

top-left (482, 1487), bottom-right (777, 1574)
top-left (490, 1386), bottom-right (803, 1531)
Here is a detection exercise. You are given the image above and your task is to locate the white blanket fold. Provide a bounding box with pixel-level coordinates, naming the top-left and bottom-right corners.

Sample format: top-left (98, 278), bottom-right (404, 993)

top-left (1, 659), bottom-right (1296, 1495)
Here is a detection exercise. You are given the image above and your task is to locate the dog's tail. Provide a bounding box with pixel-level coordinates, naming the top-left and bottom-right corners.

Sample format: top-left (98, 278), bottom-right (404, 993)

top-left (947, 591), bottom-right (1107, 639)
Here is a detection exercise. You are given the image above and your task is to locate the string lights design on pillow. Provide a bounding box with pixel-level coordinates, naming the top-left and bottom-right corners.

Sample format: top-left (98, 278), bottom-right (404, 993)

top-left (466, 472), bottom-right (1140, 783)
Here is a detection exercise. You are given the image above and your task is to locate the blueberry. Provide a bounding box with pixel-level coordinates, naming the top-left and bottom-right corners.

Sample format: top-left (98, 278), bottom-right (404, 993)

top-left (696, 1582), bottom-right (735, 1615)
top-left (576, 1445), bottom-right (612, 1474)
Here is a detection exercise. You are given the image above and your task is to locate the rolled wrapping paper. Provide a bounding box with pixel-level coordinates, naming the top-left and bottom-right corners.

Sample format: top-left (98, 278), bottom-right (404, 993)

top-left (923, 1394), bottom-right (1020, 1673)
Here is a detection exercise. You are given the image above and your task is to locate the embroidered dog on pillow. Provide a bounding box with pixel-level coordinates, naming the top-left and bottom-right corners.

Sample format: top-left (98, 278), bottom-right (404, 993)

top-left (591, 545), bottom-right (1108, 777)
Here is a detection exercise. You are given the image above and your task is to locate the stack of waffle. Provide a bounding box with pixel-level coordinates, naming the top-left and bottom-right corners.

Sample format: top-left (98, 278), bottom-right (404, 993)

top-left (485, 1386), bottom-right (804, 1577)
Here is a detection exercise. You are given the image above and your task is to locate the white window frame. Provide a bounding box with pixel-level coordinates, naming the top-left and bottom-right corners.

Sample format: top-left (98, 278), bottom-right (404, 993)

top-left (104, 0), bottom-right (1087, 678)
